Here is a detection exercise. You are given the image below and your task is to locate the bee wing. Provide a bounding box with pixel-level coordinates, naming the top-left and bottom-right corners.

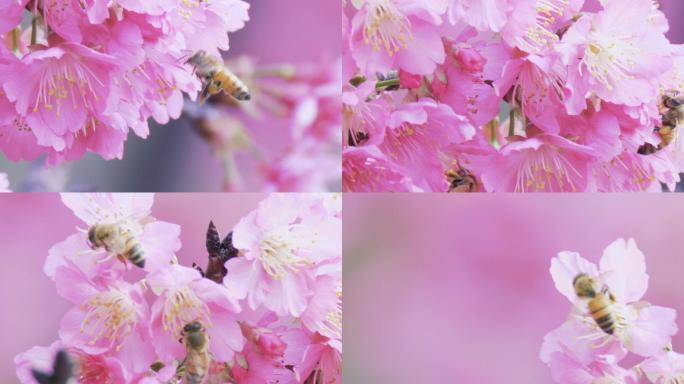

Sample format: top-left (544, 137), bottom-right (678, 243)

top-left (206, 221), bottom-right (221, 258)
top-left (30, 369), bottom-right (53, 384)
top-left (51, 350), bottom-right (74, 383)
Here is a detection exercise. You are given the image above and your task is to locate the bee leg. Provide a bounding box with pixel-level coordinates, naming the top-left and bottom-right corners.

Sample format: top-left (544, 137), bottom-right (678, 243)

top-left (198, 81), bottom-right (213, 105)
top-left (192, 262), bottom-right (205, 277)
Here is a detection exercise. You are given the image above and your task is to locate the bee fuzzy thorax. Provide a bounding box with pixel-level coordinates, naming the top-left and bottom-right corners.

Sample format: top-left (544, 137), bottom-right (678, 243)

top-left (88, 223), bottom-right (146, 268)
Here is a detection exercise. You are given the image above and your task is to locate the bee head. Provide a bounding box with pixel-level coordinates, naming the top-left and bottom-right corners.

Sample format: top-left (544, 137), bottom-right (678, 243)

top-left (573, 273), bottom-right (597, 298)
top-left (664, 94), bottom-right (683, 109)
top-left (183, 321), bottom-right (203, 334)
top-left (87, 226), bottom-right (97, 246)
top-left (187, 50), bottom-right (208, 65)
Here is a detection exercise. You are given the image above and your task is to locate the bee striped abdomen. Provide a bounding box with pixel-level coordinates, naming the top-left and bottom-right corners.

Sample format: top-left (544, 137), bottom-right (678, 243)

top-left (588, 294), bottom-right (615, 334)
top-left (124, 238), bottom-right (145, 268)
top-left (218, 71), bottom-right (250, 101)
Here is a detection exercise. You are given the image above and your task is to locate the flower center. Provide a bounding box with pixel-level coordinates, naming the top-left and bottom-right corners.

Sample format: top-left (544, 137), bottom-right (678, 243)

top-left (363, 0), bottom-right (412, 56)
top-left (80, 289), bottom-right (137, 351)
top-left (582, 32), bottom-right (639, 92)
top-left (162, 286), bottom-right (211, 339)
top-left (34, 59), bottom-right (102, 117)
top-left (70, 349), bottom-right (114, 384)
top-left (517, 0), bottom-right (568, 53)
top-left (259, 225), bottom-right (312, 279)
top-left (514, 145), bottom-right (581, 192)
top-left (323, 294), bottom-right (343, 339)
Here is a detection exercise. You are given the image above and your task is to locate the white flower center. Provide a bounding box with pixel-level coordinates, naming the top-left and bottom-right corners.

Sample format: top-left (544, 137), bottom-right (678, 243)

top-left (162, 286), bottom-right (212, 339)
top-left (666, 374), bottom-right (684, 384)
top-left (259, 225), bottom-right (312, 279)
top-left (363, 0), bottom-right (412, 56)
top-left (582, 31), bottom-right (639, 91)
top-left (517, 0), bottom-right (568, 53)
top-left (80, 289), bottom-right (137, 351)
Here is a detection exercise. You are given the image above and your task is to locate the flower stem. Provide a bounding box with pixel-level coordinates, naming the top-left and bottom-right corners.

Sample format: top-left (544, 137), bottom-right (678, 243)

top-left (221, 151), bottom-right (244, 192)
top-left (508, 108), bottom-right (515, 137)
top-left (31, 16), bottom-right (38, 45)
top-left (489, 120), bottom-right (497, 146)
top-left (254, 64), bottom-right (295, 79)
top-left (376, 78), bottom-right (400, 90)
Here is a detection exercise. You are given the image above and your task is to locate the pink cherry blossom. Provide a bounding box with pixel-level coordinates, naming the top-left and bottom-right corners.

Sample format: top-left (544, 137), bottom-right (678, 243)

top-left (641, 350), bottom-right (684, 384)
top-left (147, 264), bottom-right (243, 363)
top-left (225, 194), bottom-right (342, 317)
top-left (55, 264), bottom-right (149, 355)
top-left (0, 0), bottom-right (250, 164)
top-left (343, 0), bottom-right (684, 192)
top-left (342, 147), bottom-right (415, 192)
top-left (548, 238), bottom-right (678, 357)
top-left (14, 340), bottom-right (132, 384)
top-left (16, 193), bottom-right (342, 383)
top-left (467, 133), bottom-right (595, 192)
top-left (558, 0), bottom-right (672, 112)
top-left (350, 0), bottom-right (448, 75)
top-left (282, 328), bottom-right (342, 384)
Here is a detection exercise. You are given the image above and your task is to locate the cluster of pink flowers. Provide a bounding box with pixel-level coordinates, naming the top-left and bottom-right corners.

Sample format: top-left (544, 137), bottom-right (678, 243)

top-left (0, 0), bottom-right (248, 165)
top-left (541, 238), bottom-right (683, 383)
top-left (14, 193), bottom-right (342, 383)
top-left (187, 57), bottom-right (342, 192)
top-left (342, 0), bottom-right (684, 192)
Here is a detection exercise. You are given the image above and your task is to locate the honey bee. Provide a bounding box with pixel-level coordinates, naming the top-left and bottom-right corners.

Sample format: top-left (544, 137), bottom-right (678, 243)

top-left (181, 321), bottom-right (212, 384)
top-left (573, 273), bottom-right (616, 335)
top-left (88, 223), bottom-right (145, 268)
top-left (445, 164), bottom-right (479, 193)
top-left (187, 50), bottom-right (251, 104)
top-left (638, 91), bottom-right (683, 155)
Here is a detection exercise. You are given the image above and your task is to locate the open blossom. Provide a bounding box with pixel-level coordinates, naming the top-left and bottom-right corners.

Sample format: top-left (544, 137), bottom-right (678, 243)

top-left (282, 328), bottom-right (342, 384)
top-left (0, 0), bottom-right (249, 164)
top-left (558, 0), bottom-right (672, 113)
top-left (349, 0), bottom-right (448, 75)
top-left (225, 194), bottom-right (342, 317)
top-left (641, 350), bottom-right (684, 384)
top-left (467, 132), bottom-right (595, 192)
top-left (542, 238), bottom-right (682, 384)
top-left (55, 265), bottom-right (149, 355)
top-left (549, 238), bottom-right (678, 357)
top-left (147, 264), bottom-right (244, 363)
top-left (343, 0), bottom-right (684, 192)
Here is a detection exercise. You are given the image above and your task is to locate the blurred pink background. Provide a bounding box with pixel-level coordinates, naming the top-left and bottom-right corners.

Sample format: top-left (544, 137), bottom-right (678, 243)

top-left (0, 193), bottom-right (268, 382)
top-left (344, 194), bottom-right (684, 383)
